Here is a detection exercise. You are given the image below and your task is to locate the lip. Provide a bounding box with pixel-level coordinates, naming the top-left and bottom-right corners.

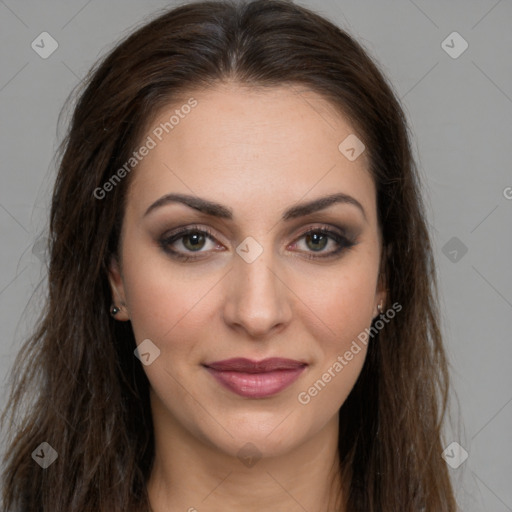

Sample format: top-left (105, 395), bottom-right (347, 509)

top-left (203, 358), bottom-right (308, 398)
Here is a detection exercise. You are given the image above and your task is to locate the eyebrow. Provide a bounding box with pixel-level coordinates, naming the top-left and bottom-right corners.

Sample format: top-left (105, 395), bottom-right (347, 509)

top-left (143, 192), bottom-right (367, 222)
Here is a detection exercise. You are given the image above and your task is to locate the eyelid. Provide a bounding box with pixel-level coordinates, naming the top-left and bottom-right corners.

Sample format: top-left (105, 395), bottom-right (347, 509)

top-left (293, 223), bottom-right (348, 239)
top-left (160, 224), bottom-right (223, 247)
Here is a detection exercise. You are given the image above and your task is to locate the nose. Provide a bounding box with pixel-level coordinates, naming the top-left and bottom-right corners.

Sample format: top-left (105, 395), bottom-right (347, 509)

top-left (222, 247), bottom-right (293, 339)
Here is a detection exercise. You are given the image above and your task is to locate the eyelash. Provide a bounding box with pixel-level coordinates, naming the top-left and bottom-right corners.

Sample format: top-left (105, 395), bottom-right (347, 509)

top-left (158, 224), bottom-right (357, 262)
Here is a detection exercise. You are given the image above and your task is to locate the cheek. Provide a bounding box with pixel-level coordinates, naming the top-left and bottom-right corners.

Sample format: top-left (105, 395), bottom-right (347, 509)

top-left (295, 253), bottom-right (379, 349)
top-left (120, 243), bottom-right (200, 343)
top-left (293, 265), bottom-right (376, 419)
top-left (120, 243), bottom-right (229, 383)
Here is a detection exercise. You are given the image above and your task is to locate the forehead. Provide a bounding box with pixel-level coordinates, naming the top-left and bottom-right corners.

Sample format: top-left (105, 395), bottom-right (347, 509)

top-left (126, 83), bottom-right (376, 223)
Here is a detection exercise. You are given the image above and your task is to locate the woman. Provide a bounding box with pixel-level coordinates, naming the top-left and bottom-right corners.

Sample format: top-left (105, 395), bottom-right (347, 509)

top-left (1, 0), bottom-right (458, 510)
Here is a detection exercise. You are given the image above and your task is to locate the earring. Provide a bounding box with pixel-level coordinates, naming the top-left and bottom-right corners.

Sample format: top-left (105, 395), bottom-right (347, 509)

top-left (110, 304), bottom-right (121, 316)
top-left (377, 301), bottom-right (383, 314)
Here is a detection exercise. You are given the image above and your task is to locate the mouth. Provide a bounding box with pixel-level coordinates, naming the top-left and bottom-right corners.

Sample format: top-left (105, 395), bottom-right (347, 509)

top-left (202, 358), bottom-right (308, 399)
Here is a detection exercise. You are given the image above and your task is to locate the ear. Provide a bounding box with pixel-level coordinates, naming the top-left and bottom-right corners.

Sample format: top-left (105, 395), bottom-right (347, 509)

top-left (373, 243), bottom-right (390, 317)
top-left (107, 255), bottom-right (130, 321)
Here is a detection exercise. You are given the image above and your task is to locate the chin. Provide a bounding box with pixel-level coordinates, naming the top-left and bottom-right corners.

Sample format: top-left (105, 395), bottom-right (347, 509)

top-left (195, 410), bottom-right (317, 460)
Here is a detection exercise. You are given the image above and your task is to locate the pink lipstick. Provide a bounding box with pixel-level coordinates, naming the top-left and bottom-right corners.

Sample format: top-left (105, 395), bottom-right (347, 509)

top-left (203, 357), bottom-right (307, 398)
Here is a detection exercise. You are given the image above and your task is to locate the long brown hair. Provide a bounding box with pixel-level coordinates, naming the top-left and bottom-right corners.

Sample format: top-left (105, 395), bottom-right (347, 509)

top-left (1, 1), bottom-right (457, 510)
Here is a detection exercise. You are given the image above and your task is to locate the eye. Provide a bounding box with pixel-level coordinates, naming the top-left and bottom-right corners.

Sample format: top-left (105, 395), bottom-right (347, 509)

top-left (158, 224), bottom-right (357, 261)
top-left (289, 226), bottom-right (357, 260)
top-left (159, 225), bottom-right (221, 261)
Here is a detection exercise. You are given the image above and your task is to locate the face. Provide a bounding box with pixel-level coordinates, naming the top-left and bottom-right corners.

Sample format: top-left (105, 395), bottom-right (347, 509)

top-left (108, 83), bottom-right (386, 459)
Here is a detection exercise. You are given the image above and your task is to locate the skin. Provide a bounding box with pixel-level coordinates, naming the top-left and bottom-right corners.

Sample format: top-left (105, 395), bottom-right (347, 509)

top-left (108, 82), bottom-right (386, 512)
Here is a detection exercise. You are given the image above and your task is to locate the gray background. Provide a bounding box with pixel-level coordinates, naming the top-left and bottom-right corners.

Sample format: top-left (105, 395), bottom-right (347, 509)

top-left (1, 1), bottom-right (511, 510)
